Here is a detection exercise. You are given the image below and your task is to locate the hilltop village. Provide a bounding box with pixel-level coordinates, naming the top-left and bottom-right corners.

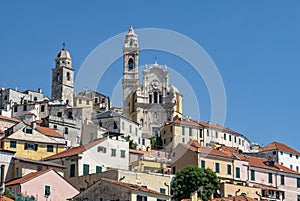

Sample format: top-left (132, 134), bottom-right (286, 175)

top-left (0, 27), bottom-right (299, 201)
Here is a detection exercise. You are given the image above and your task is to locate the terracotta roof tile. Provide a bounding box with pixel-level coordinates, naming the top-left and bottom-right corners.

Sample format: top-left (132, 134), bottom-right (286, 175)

top-left (6, 169), bottom-right (52, 186)
top-left (101, 178), bottom-right (170, 197)
top-left (44, 137), bottom-right (107, 160)
top-left (35, 125), bottom-right (63, 138)
top-left (260, 141), bottom-right (300, 155)
top-left (129, 149), bottom-right (147, 155)
top-left (248, 156), bottom-right (300, 174)
top-left (210, 195), bottom-right (258, 201)
top-left (0, 129), bottom-right (3, 133)
top-left (1, 196), bottom-right (15, 201)
top-left (0, 115), bottom-right (21, 123)
top-left (172, 119), bottom-right (200, 127)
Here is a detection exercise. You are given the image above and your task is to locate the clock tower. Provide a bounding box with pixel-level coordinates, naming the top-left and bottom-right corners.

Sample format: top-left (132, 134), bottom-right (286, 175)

top-left (122, 26), bottom-right (140, 117)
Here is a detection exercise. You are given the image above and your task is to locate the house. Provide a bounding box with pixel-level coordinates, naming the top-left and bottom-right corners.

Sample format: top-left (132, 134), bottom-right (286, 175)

top-left (77, 89), bottom-right (111, 113)
top-left (258, 141), bottom-right (300, 172)
top-left (5, 169), bottom-right (79, 201)
top-left (43, 137), bottom-right (129, 181)
top-left (210, 195), bottom-right (261, 201)
top-left (93, 110), bottom-right (151, 150)
top-left (1, 122), bottom-right (65, 160)
top-left (72, 177), bottom-right (170, 201)
top-left (160, 117), bottom-right (250, 153)
top-left (0, 150), bottom-right (15, 183)
top-left (0, 115), bottom-right (21, 133)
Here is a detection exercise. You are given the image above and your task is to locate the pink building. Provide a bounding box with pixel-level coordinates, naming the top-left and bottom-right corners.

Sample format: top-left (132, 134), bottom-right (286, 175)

top-left (5, 169), bottom-right (79, 201)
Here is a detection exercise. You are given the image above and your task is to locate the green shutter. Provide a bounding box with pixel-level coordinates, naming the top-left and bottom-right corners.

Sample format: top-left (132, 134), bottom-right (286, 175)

top-left (236, 167), bottom-right (240, 178)
top-left (96, 166), bottom-right (102, 173)
top-left (201, 160), bottom-right (205, 169)
top-left (227, 164), bottom-right (231, 175)
top-left (45, 185), bottom-right (50, 196)
top-left (251, 170), bottom-right (255, 181)
top-left (83, 164), bottom-right (89, 175)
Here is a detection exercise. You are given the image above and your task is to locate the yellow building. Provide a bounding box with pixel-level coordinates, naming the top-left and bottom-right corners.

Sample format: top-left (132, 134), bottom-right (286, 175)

top-left (1, 122), bottom-right (65, 160)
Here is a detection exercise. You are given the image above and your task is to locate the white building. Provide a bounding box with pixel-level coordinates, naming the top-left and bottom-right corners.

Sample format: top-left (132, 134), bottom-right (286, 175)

top-left (44, 137), bottom-right (129, 179)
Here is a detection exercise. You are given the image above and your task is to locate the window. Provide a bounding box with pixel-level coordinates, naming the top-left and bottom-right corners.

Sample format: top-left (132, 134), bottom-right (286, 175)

top-left (23, 105), bottom-right (27, 111)
top-left (224, 133), bottom-right (226, 140)
top-left (201, 160), bottom-right (205, 169)
top-left (128, 58), bottom-right (134, 70)
top-left (41, 105), bottom-right (45, 112)
top-left (24, 143), bottom-right (38, 151)
top-left (170, 137), bottom-right (172, 142)
top-left (111, 149), bottom-right (116, 157)
top-left (25, 128), bottom-right (32, 134)
top-left (215, 131), bottom-right (218, 138)
top-left (242, 140), bottom-right (244, 146)
top-left (199, 129), bottom-right (203, 138)
top-left (229, 135), bottom-right (232, 141)
top-left (96, 166), bottom-right (102, 173)
top-left (86, 100), bottom-right (89, 105)
top-left (215, 163), bottom-right (220, 173)
top-left (207, 129), bottom-right (209, 137)
top-left (290, 154), bottom-right (293, 158)
top-left (57, 112), bottom-right (62, 117)
top-left (298, 195), bottom-right (300, 201)
top-left (281, 175), bottom-right (285, 185)
top-left (70, 164), bottom-right (75, 177)
top-left (239, 138), bottom-right (241, 145)
top-left (78, 99), bottom-right (82, 104)
top-left (113, 121), bottom-right (118, 129)
top-left (227, 164), bottom-right (231, 175)
top-left (297, 178), bottom-right (300, 188)
top-left (234, 136), bottom-right (237, 143)
top-left (268, 173), bottom-right (273, 183)
top-left (10, 141), bottom-right (16, 148)
top-left (47, 145), bottom-right (54, 152)
top-left (280, 151), bottom-right (283, 155)
top-left (45, 185), bottom-right (51, 196)
top-left (182, 138), bottom-right (185, 143)
top-left (68, 111), bottom-right (73, 119)
top-left (137, 195), bottom-right (147, 201)
top-left (83, 164), bottom-right (89, 175)
top-left (98, 146), bottom-right (106, 153)
top-left (53, 125), bottom-right (57, 129)
top-left (153, 91), bottom-right (158, 103)
top-left (250, 170), bottom-right (255, 181)
top-left (64, 127), bottom-right (68, 134)
top-left (149, 94), bottom-right (152, 104)
top-left (273, 151), bottom-right (276, 155)
top-left (297, 155), bottom-right (299, 159)
top-left (120, 150), bottom-right (126, 158)
top-left (163, 139), bottom-right (166, 144)
top-left (142, 139), bottom-right (145, 145)
top-left (235, 167), bottom-right (240, 178)
top-left (290, 165), bottom-right (293, 170)
top-left (189, 128), bottom-right (192, 136)
top-left (182, 126), bottom-right (185, 135)
top-left (129, 125), bottom-right (132, 133)
top-left (101, 97), bottom-right (105, 103)
top-left (37, 166), bottom-right (43, 171)
top-left (170, 126), bottom-right (172, 132)
top-left (66, 72), bottom-right (70, 81)
top-left (160, 188), bottom-right (166, 194)
top-left (16, 167), bottom-right (19, 178)
top-left (297, 166), bottom-right (299, 172)
top-left (159, 95), bottom-right (162, 103)
top-left (14, 107), bottom-right (17, 112)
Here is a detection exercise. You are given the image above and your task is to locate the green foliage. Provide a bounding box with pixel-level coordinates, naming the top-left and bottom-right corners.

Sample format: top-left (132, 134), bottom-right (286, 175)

top-left (4, 188), bottom-right (15, 199)
top-left (171, 165), bottom-right (220, 201)
top-left (127, 136), bottom-right (137, 149)
top-left (151, 135), bottom-right (162, 149)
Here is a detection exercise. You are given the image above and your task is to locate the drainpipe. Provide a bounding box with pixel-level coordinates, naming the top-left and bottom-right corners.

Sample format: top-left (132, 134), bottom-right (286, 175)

top-left (164, 182), bottom-right (170, 195)
top-left (255, 191), bottom-right (262, 200)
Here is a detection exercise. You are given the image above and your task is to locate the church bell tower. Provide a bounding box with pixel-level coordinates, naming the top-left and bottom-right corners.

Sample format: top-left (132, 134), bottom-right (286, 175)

top-left (51, 45), bottom-right (74, 106)
top-left (122, 26), bottom-right (140, 116)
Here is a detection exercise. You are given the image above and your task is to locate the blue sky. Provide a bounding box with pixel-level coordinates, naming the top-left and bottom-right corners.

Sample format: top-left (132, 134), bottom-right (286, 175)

top-left (1, 1), bottom-right (300, 150)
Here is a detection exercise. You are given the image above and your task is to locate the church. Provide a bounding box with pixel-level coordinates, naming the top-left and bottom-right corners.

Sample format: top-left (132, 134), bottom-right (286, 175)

top-left (122, 26), bottom-right (183, 137)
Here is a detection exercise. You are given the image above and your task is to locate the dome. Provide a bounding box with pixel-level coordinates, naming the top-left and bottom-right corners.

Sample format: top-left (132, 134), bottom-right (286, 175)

top-left (56, 48), bottom-right (71, 60)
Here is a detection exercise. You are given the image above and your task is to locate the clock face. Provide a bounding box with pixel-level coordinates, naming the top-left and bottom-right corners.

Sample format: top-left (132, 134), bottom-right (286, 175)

top-left (151, 80), bottom-right (159, 89)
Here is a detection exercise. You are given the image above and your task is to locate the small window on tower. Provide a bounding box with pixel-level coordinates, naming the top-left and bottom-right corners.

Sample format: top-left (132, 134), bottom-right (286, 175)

top-left (66, 72), bottom-right (70, 81)
top-left (57, 73), bottom-right (60, 82)
top-left (128, 58), bottom-right (134, 70)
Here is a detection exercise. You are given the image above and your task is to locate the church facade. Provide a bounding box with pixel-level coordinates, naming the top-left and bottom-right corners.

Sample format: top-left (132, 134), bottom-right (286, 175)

top-left (122, 27), bottom-right (183, 137)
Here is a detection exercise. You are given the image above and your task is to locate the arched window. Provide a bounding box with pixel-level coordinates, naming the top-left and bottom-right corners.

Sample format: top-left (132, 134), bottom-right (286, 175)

top-left (153, 91), bottom-right (158, 103)
top-left (66, 72), bottom-right (70, 81)
top-left (128, 58), bottom-right (134, 70)
top-left (56, 73), bottom-right (60, 82)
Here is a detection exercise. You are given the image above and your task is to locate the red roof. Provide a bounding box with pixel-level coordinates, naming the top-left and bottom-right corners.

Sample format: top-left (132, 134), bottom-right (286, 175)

top-left (6, 169), bottom-right (52, 186)
top-left (0, 115), bottom-right (21, 123)
top-left (210, 195), bottom-right (259, 201)
top-left (35, 125), bottom-right (63, 138)
top-left (0, 196), bottom-right (15, 201)
top-left (101, 178), bottom-right (170, 197)
top-left (44, 137), bottom-right (107, 160)
top-left (0, 129), bottom-right (3, 133)
top-left (260, 141), bottom-right (300, 155)
top-left (129, 149), bottom-right (147, 155)
top-left (248, 156), bottom-right (300, 174)
top-left (172, 119), bottom-right (200, 127)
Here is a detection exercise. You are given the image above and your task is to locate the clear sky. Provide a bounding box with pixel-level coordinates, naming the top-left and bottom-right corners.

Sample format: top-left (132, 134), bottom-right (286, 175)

top-left (1, 1), bottom-right (300, 150)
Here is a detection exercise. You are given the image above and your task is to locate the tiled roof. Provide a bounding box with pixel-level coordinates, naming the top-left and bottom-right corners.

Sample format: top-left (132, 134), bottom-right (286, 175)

top-left (1, 196), bottom-right (15, 201)
top-left (171, 119), bottom-right (200, 127)
top-left (260, 141), bottom-right (300, 155)
top-left (129, 149), bottom-right (147, 155)
top-left (14, 157), bottom-right (65, 168)
top-left (0, 115), bottom-right (21, 123)
top-left (35, 125), bottom-right (63, 138)
top-left (5, 168), bottom-right (52, 186)
top-left (248, 156), bottom-right (300, 175)
top-left (101, 178), bottom-right (170, 197)
top-left (0, 129), bottom-right (3, 133)
top-left (43, 137), bottom-right (107, 160)
top-left (210, 195), bottom-right (258, 201)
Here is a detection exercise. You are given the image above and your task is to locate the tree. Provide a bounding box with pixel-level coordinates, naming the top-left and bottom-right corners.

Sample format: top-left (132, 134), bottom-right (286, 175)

top-left (171, 165), bottom-right (220, 201)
